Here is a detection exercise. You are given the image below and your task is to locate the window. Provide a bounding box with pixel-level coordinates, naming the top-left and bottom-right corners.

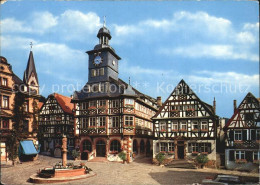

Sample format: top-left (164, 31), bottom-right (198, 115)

top-left (110, 140), bottom-right (121, 152)
top-left (112, 117), bottom-right (119, 127)
top-left (160, 143), bottom-right (167, 152)
top-left (160, 122), bottom-right (166, 131)
top-left (180, 122), bottom-right (187, 130)
top-left (200, 143), bottom-right (208, 153)
top-left (125, 116), bottom-right (133, 126)
top-left (23, 101), bottom-right (29, 112)
top-left (91, 69), bottom-right (96, 77)
top-left (192, 122), bottom-right (198, 130)
top-left (82, 102), bottom-right (87, 110)
top-left (201, 121), bottom-right (208, 130)
top-left (169, 143), bottom-right (174, 152)
top-left (125, 99), bottom-right (134, 105)
top-left (3, 96), bottom-right (9, 109)
top-left (257, 130), bottom-right (260, 140)
top-left (99, 68), bottom-right (104, 76)
top-left (234, 130), bottom-right (242, 141)
top-left (99, 100), bottom-right (106, 107)
top-left (235, 151), bottom-right (245, 160)
top-left (82, 118), bottom-right (88, 128)
top-left (89, 117), bottom-right (96, 127)
top-left (111, 100), bottom-right (119, 108)
top-left (191, 143), bottom-right (199, 153)
top-left (253, 151), bottom-right (260, 160)
top-left (89, 101), bottom-right (96, 107)
top-left (172, 122), bottom-right (178, 131)
top-left (23, 120), bottom-right (29, 132)
top-left (245, 113), bottom-right (254, 121)
top-left (99, 117), bottom-right (106, 127)
top-left (2, 78), bottom-right (7, 86)
top-left (2, 119), bottom-right (9, 129)
top-left (83, 140), bottom-right (92, 152)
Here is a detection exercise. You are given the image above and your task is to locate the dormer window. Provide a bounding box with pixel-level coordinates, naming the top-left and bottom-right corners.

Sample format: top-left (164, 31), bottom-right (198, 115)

top-left (30, 81), bottom-right (35, 86)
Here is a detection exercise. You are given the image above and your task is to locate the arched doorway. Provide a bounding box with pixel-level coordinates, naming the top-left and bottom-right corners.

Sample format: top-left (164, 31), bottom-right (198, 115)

top-left (96, 140), bottom-right (106, 157)
top-left (133, 139), bottom-right (138, 154)
top-left (146, 140), bottom-right (151, 156)
top-left (82, 140), bottom-right (92, 160)
top-left (110, 140), bottom-right (121, 153)
top-left (140, 140), bottom-right (145, 154)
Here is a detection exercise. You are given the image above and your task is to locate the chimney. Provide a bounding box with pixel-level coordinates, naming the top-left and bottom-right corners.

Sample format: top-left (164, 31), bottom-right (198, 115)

top-left (213, 97), bottom-right (216, 114)
top-left (233, 100), bottom-right (237, 113)
top-left (157, 96), bottom-right (162, 107)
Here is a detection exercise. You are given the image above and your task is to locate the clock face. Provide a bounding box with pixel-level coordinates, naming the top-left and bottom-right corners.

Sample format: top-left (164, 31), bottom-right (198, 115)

top-left (94, 55), bottom-right (102, 65)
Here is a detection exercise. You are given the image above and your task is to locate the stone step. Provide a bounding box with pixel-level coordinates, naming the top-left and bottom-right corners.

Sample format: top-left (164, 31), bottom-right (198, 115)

top-left (165, 160), bottom-right (197, 169)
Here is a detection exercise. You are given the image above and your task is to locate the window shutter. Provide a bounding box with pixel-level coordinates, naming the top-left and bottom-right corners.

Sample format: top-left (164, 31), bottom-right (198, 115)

top-left (229, 130), bottom-right (234, 141)
top-left (229, 150), bottom-right (235, 161)
top-left (242, 130), bottom-right (247, 141)
top-left (251, 130), bottom-right (256, 140)
top-left (245, 151), bottom-right (253, 162)
top-left (207, 143), bottom-right (211, 153)
top-left (188, 143), bottom-right (192, 153)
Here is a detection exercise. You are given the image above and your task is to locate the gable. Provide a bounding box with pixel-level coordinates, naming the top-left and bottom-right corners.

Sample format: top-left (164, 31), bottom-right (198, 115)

top-left (225, 93), bottom-right (260, 129)
top-left (153, 80), bottom-right (215, 119)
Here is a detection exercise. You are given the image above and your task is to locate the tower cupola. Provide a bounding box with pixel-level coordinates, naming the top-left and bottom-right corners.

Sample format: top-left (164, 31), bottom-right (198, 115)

top-left (97, 18), bottom-right (111, 45)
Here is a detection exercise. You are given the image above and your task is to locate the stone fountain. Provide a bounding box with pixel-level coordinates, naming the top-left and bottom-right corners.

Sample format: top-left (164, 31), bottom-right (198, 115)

top-left (29, 135), bottom-right (96, 183)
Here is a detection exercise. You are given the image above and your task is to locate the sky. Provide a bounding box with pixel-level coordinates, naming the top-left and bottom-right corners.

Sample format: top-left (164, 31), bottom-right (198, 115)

top-left (0, 1), bottom-right (259, 118)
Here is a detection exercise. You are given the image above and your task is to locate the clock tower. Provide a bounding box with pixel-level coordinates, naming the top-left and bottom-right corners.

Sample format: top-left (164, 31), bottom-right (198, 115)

top-left (86, 25), bottom-right (121, 84)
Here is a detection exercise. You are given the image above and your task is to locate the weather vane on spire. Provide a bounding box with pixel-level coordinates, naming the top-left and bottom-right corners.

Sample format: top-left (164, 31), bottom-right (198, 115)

top-left (30, 42), bottom-right (33, 51)
top-left (103, 16), bottom-right (106, 28)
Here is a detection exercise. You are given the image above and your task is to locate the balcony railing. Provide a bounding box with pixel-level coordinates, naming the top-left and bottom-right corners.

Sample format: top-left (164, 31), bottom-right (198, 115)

top-left (80, 127), bottom-right (107, 135)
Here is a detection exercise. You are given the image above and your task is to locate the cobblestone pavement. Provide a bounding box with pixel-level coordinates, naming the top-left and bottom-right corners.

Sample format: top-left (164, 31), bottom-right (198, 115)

top-left (1, 155), bottom-right (259, 185)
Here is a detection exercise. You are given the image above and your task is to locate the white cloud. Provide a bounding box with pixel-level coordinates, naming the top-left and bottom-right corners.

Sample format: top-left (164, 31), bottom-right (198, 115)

top-left (189, 70), bottom-right (259, 86)
top-left (236, 31), bottom-right (256, 44)
top-left (31, 12), bottom-right (58, 33)
top-left (1, 35), bottom-right (36, 49)
top-left (243, 22), bottom-right (259, 31)
top-left (57, 10), bottom-right (101, 41)
top-left (159, 44), bottom-right (259, 62)
top-left (1, 18), bottom-right (31, 33)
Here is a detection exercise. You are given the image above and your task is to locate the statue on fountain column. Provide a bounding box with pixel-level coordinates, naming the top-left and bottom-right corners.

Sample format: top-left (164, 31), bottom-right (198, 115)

top-left (62, 135), bottom-right (67, 167)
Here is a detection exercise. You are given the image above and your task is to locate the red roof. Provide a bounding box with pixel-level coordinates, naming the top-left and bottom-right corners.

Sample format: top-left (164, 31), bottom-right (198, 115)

top-left (54, 93), bottom-right (74, 114)
top-left (38, 102), bottom-right (44, 110)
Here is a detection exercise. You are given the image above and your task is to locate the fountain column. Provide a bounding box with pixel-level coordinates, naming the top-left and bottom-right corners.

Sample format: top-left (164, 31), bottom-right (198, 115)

top-left (62, 135), bottom-right (67, 167)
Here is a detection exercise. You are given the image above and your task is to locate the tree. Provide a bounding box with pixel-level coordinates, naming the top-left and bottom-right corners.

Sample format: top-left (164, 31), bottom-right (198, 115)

top-left (7, 91), bottom-right (28, 165)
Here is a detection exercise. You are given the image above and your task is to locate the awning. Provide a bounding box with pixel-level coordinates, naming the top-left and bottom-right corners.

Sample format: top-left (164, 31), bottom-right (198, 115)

top-left (20, 140), bottom-right (38, 155)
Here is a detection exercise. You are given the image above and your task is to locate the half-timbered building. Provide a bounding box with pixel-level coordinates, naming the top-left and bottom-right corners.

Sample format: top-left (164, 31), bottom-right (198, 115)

top-left (72, 24), bottom-right (158, 162)
top-left (39, 93), bottom-right (74, 156)
top-left (153, 80), bottom-right (219, 166)
top-left (224, 92), bottom-right (260, 171)
top-left (0, 51), bottom-right (42, 162)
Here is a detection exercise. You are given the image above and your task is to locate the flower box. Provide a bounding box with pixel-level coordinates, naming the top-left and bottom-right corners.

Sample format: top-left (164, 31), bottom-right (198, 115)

top-left (192, 152), bottom-right (199, 156)
top-left (192, 129), bottom-right (199, 132)
top-left (201, 152), bottom-right (208, 155)
top-left (180, 129), bottom-right (187, 132)
top-left (253, 160), bottom-right (259, 164)
top-left (109, 151), bottom-right (118, 154)
top-left (201, 129), bottom-right (208, 132)
top-left (125, 105), bottom-right (134, 109)
top-left (160, 129), bottom-right (166, 132)
top-left (235, 159), bottom-right (247, 164)
top-left (172, 129), bottom-right (178, 132)
top-left (186, 109), bottom-right (194, 112)
top-left (234, 140), bottom-right (243, 144)
top-left (170, 109), bottom-right (178, 112)
top-left (124, 126), bottom-right (134, 130)
top-left (168, 151), bottom-right (174, 155)
top-left (88, 106), bottom-right (96, 110)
